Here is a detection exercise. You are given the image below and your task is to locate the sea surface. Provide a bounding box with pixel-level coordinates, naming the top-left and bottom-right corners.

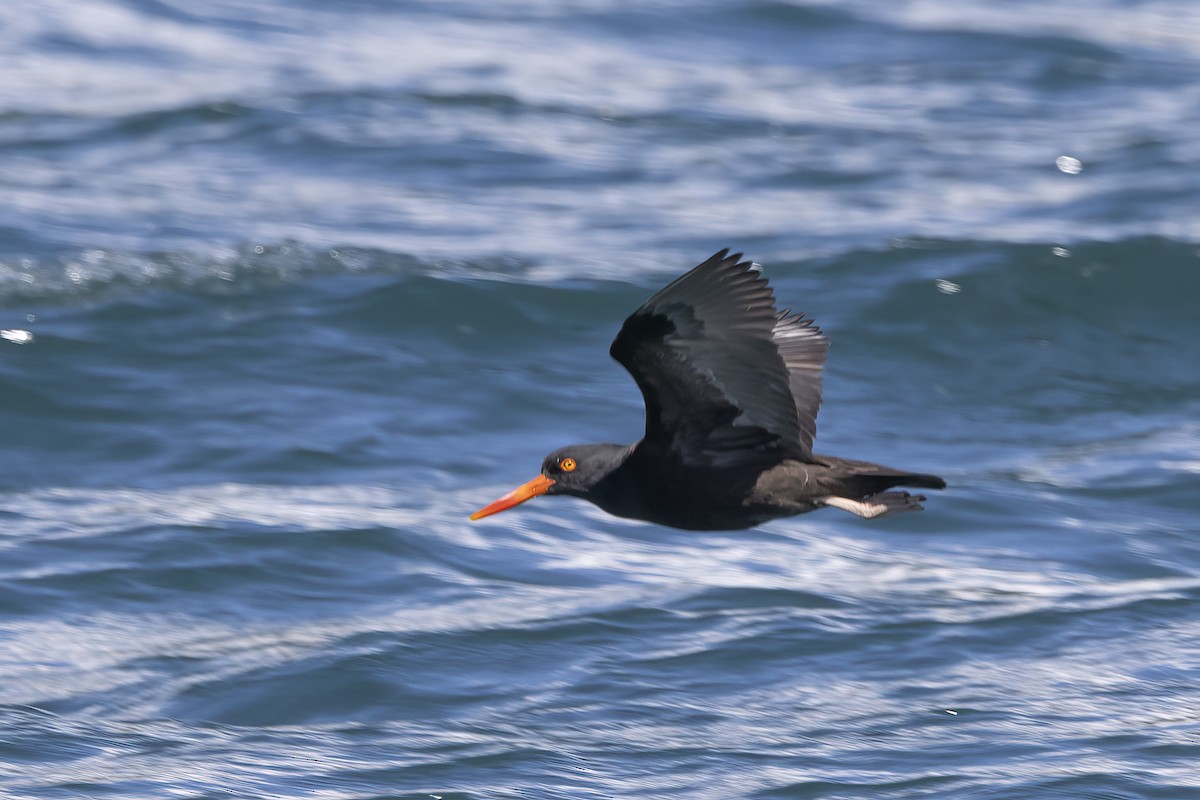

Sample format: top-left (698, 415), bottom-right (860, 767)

top-left (2, 2), bottom-right (1199, 798)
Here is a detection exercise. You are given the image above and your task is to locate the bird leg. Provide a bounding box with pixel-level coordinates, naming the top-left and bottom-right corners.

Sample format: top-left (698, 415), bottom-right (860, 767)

top-left (819, 492), bottom-right (927, 519)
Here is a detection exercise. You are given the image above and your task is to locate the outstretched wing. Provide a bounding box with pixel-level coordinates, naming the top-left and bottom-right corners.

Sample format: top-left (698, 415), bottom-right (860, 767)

top-left (610, 249), bottom-right (824, 466)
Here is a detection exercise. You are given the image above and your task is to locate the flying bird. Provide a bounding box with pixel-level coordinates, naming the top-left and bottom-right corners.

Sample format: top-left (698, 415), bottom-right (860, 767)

top-left (471, 249), bottom-right (944, 530)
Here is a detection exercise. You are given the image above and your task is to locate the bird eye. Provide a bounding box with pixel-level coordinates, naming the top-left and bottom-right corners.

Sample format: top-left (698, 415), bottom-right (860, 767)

top-left (560, 457), bottom-right (577, 472)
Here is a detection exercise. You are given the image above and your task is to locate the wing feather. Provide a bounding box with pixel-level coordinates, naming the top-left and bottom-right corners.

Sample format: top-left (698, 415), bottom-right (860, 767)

top-left (773, 308), bottom-right (829, 454)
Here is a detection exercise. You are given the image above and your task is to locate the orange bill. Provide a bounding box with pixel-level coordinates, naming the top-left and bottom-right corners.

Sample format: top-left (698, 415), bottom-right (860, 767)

top-left (470, 475), bottom-right (555, 520)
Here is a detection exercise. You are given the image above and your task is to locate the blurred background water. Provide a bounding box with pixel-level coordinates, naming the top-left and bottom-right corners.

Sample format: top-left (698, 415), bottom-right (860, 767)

top-left (2, 1), bottom-right (1199, 798)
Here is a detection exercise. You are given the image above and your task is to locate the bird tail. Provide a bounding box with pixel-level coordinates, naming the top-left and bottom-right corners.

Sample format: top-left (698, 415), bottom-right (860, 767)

top-left (815, 455), bottom-right (946, 495)
top-left (883, 472), bottom-right (946, 490)
top-left (850, 470), bottom-right (946, 499)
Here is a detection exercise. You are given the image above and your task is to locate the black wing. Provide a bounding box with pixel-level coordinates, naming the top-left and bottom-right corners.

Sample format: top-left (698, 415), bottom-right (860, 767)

top-left (610, 249), bottom-right (826, 466)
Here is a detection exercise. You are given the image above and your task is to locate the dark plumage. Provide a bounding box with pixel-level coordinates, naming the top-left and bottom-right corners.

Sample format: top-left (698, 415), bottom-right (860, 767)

top-left (471, 249), bottom-right (945, 530)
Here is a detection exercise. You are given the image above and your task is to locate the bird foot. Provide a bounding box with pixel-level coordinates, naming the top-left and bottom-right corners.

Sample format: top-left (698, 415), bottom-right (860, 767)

top-left (820, 491), bottom-right (927, 519)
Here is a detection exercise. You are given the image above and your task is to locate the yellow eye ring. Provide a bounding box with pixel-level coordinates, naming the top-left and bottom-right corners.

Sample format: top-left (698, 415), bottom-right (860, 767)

top-left (560, 457), bottom-right (577, 472)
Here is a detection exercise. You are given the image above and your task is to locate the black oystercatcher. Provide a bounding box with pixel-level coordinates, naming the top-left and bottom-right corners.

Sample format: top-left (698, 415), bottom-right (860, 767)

top-left (471, 250), bottom-right (945, 530)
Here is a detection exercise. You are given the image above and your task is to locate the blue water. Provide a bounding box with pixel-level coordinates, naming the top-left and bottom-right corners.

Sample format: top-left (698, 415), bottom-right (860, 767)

top-left (3, 2), bottom-right (1199, 798)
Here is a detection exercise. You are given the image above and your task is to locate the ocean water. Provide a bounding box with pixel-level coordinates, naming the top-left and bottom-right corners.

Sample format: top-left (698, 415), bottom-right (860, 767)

top-left (2, 1), bottom-right (1199, 798)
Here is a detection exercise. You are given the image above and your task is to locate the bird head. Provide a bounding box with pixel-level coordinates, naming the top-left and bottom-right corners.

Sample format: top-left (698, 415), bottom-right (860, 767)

top-left (469, 444), bottom-right (631, 520)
